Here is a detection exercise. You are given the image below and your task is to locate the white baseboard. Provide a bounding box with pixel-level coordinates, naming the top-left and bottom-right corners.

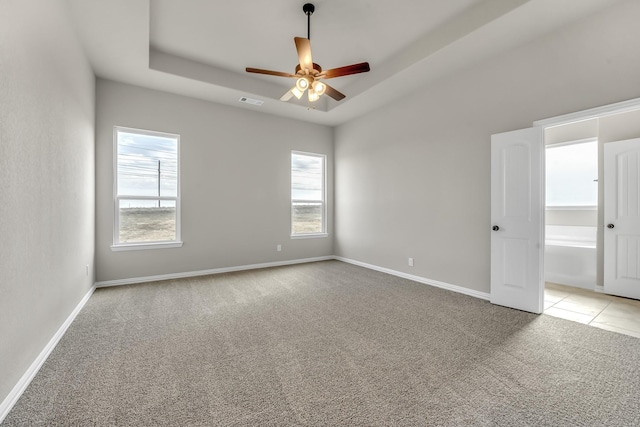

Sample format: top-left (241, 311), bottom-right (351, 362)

top-left (95, 256), bottom-right (334, 288)
top-left (334, 256), bottom-right (490, 301)
top-left (0, 286), bottom-right (95, 424)
top-left (95, 256), bottom-right (489, 303)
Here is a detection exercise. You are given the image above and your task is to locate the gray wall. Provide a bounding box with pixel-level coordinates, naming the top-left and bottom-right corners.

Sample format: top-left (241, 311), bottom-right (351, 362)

top-left (0, 0), bottom-right (95, 405)
top-left (95, 80), bottom-right (333, 282)
top-left (334, 0), bottom-right (640, 294)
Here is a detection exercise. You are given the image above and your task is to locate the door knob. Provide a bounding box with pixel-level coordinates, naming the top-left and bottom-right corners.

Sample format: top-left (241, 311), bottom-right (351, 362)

top-left (607, 223), bottom-right (615, 229)
top-left (492, 225), bottom-right (500, 231)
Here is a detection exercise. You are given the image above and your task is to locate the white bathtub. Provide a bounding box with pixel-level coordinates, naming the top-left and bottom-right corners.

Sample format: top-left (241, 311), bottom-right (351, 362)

top-left (544, 225), bottom-right (596, 290)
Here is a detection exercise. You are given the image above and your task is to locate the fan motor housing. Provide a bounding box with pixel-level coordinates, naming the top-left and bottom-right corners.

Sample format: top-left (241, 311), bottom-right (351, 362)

top-left (295, 63), bottom-right (322, 76)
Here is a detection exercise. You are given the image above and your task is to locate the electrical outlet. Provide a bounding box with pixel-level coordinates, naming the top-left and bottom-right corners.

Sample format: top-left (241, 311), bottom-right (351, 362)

top-left (277, 244), bottom-right (282, 252)
top-left (408, 258), bottom-right (414, 267)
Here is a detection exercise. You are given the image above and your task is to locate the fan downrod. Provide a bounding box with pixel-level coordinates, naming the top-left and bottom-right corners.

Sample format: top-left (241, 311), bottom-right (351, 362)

top-left (303, 3), bottom-right (315, 40)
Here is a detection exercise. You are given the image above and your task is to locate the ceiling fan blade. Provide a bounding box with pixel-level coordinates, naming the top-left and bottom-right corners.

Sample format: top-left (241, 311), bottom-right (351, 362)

top-left (280, 88), bottom-right (295, 101)
top-left (281, 85), bottom-right (305, 102)
top-left (322, 62), bottom-right (370, 79)
top-left (294, 37), bottom-right (313, 72)
top-left (246, 67), bottom-right (296, 78)
top-left (323, 83), bottom-right (346, 101)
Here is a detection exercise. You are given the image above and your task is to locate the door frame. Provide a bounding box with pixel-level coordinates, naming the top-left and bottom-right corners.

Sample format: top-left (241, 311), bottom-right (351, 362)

top-left (529, 97), bottom-right (640, 299)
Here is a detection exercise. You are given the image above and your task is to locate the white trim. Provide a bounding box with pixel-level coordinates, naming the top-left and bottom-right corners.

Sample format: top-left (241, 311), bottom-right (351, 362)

top-left (0, 286), bottom-right (95, 424)
top-left (291, 151), bottom-right (327, 236)
top-left (290, 233), bottom-right (328, 239)
top-left (545, 137), bottom-right (597, 148)
top-left (534, 97), bottom-right (640, 128)
top-left (95, 256), bottom-right (334, 287)
top-left (113, 126), bottom-right (182, 247)
top-left (96, 256), bottom-right (490, 300)
top-left (110, 241), bottom-right (184, 251)
top-left (546, 206), bottom-right (597, 211)
top-left (334, 256), bottom-right (491, 301)
top-left (116, 195), bottom-right (179, 201)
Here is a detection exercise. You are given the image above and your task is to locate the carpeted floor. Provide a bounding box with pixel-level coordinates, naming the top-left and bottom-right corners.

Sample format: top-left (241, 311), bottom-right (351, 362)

top-left (4, 260), bottom-right (640, 426)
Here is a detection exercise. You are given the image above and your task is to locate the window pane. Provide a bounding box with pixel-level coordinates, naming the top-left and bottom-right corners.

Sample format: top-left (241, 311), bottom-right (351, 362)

top-left (117, 131), bottom-right (178, 197)
top-left (291, 152), bottom-right (325, 235)
top-left (292, 153), bottom-right (323, 201)
top-left (546, 141), bottom-right (598, 206)
top-left (118, 200), bottom-right (176, 243)
top-left (292, 202), bottom-right (323, 234)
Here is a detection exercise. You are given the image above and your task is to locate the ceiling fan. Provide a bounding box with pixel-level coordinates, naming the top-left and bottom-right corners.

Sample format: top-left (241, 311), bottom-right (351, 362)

top-left (246, 3), bottom-right (370, 103)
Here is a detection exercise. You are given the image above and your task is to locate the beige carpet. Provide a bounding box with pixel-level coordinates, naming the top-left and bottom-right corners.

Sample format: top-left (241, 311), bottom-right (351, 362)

top-left (4, 260), bottom-right (640, 426)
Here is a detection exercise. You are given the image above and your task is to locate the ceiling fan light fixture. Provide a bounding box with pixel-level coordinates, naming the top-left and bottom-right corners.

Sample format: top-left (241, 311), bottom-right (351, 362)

top-left (245, 3), bottom-right (370, 105)
top-left (308, 89), bottom-right (320, 102)
top-left (296, 77), bottom-right (310, 92)
top-left (312, 80), bottom-right (326, 96)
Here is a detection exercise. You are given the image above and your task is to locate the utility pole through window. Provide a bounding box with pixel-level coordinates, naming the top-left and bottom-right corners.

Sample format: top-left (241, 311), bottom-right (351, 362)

top-left (158, 160), bottom-right (161, 208)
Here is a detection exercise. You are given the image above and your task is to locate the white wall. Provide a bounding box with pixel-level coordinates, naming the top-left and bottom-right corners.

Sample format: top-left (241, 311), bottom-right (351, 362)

top-left (0, 0), bottom-right (95, 406)
top-left (545, 210), bottom-right (597, 227)
top-left (545, 119), bottom-right (598, 146)
top-left (334, 0), bottom-right (640, 293)
top-left (95, 80), bottom-right (333, 282)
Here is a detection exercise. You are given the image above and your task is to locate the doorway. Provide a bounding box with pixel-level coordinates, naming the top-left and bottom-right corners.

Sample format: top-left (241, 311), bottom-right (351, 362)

top-left (490, 97), bottom-right (640, 318)
top-left (543, 122), bottom-right (598, 292)
top-left (538, 104), bottom-right (640, 336)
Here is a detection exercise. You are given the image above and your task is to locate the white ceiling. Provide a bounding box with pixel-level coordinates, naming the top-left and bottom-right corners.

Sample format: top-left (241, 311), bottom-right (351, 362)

top-left (65, 0), bottom-right (622, 126)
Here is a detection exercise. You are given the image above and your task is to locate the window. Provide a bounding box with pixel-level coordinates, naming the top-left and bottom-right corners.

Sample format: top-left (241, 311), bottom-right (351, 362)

top-left (113, 127), bottom-right (181, 250)
top-left (291, 151), bottom-right (326, 237)
top-left (546, 139), bottom-right (598, 208)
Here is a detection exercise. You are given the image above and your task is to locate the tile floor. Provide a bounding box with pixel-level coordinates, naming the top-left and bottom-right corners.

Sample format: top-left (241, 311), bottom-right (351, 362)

top-left (544, 282), bottom-right (640, 338)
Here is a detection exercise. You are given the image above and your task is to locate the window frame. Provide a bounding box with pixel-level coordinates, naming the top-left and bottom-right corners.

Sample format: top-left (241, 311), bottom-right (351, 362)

top-left (111, 126), bottom-right (183, 251)
top-left (291, 150), bottom-right (328, 239)
top-left (545, 137), bottom-right (598, 210)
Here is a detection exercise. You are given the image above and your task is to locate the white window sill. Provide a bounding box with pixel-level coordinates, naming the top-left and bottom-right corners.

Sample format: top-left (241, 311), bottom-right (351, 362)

top-left (290, 233), bottom-right (328, 240)
top-left (546, 206), bottom-right (597, 211)
top-left (111, 241), bottom-right (183, 251)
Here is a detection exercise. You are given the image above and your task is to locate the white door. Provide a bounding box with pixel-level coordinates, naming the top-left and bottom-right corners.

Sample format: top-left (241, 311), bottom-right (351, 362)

top-left (604, 138), bottom-right (640, 300)
top-left (491, 127), bottom-right (544, 313)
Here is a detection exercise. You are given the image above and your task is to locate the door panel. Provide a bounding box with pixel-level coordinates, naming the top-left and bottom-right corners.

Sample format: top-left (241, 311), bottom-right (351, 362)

top-left (617, 236), bottom-right (640, 279)
top-left (604, 138), bottom-right (640, 299)
top-left (502, 238), bottom-right (528, 288)
top-left (503, 144), bottom-right (531, 220)
top-left (491, 127), bottom-right (544, 313)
